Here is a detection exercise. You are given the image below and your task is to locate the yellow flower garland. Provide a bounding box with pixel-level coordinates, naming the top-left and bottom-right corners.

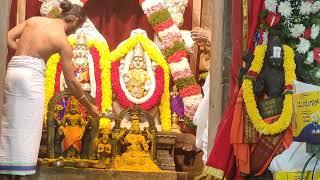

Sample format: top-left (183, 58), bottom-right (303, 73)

top-left (110, 34), bottom-right (172, 131)
top-left (242, 45), bottom-right (296, 135)
top-left (44, 36), bottom-right (111, 128)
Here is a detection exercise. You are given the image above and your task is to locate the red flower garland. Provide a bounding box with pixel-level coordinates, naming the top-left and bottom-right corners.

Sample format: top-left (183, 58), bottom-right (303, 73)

top-left (179, 84), bottom-right (202, 98)
top-left (111, 60), bottom-right (165, 110)
top-left (154, 19), bottom-right (175, 33)
top-left (54, 63), bottom-right (62, 95)
top-left (167, 50), bottom-right (188, 64)
top-left (90, 47), bottom-right (103, 110)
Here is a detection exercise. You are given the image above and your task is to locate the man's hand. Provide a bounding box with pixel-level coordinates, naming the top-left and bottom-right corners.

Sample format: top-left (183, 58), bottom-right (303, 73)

top-left (87, 104), bottom-right (100, 119)
top-left (191, 27), bottom-right (211, 46)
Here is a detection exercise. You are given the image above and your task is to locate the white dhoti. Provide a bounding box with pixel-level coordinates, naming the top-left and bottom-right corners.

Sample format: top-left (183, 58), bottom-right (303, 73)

top-left (0, 56), bottom-right (46, 175)
top-left (193, 75), bottom-right (210, 163)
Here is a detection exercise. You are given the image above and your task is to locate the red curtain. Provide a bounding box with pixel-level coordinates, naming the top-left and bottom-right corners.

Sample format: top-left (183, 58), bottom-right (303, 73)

top-left (84, 0), bottom-right (192, 50)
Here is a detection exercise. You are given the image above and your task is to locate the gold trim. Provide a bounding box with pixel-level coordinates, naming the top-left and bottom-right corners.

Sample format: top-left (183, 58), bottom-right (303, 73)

top-left (204, 166), bottom-right (225, 179)
top-left (242, 0), bottom-right (248, 50)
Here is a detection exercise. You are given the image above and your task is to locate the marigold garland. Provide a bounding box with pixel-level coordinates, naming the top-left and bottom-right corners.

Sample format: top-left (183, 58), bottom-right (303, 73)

top-left (242, 45), bottom-right (296, 135)
top-left (44, 36), bottom-right (111, 128)
top-left (110, 34), bottom-right (171, 131)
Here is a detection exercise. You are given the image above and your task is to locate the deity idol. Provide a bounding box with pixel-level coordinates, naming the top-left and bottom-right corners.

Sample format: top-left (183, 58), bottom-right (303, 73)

top-left (60, 33), bottom-right (91, 93)
top-left (58, 97), bottom-right (87, 158)
top-left (124, 43), bottom-right (151, 99)
top-left (231, 33), bottom-right (295, 176)
top-left (113, 115), bottom-right (160, 172)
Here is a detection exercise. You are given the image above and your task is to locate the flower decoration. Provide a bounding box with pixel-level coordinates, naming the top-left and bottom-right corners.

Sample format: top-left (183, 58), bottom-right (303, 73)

top-left (311, 24), bottom-right (320, 40)
top-left (306, 51), bottom-right (315, 64)
top-left (242, 45), bottom-right (296, 135)
top-left (296, 37), bottom-right (311, 54)
top-left (278, 1), bottom-right (292, 17)
top-left (314, 48), bottom-right (320, 64)
top-left (265, 0), bottom-right (278, 13)
top-left (139, 0), bottom-right (202, 126)
top-left (300, 1), bottom-right (313, 15)
top-left (290, 24), bottom-right (305, 38)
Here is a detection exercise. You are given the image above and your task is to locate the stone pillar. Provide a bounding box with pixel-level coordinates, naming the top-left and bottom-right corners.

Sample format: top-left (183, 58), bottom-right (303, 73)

top-left (0, 0), bottom-right (11, 123)
top-left (207, 0), bottom-right (231, 153)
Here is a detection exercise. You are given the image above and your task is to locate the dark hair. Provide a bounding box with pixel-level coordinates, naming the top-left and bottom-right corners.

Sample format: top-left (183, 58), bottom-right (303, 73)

top-left (60, 0), bottom-right (87, 24)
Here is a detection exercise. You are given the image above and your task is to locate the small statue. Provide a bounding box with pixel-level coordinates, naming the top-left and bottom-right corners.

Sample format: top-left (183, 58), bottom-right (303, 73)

top-left (58, 97), bottom-right (86, 159)
top-left (97, 128), bottom-right (112, 161)
top-left (113, 115), bottom-right (160, 172)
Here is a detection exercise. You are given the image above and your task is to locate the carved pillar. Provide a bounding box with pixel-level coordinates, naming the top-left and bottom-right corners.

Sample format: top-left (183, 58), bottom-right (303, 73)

top-left (207, 0), bottom-right (231, 153)
top-left (0, 0), bottom-right (11, 125)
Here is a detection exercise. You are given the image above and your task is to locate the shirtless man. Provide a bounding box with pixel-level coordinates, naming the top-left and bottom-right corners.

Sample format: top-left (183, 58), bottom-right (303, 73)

top-left (0, 0), bottom-right (99, 179)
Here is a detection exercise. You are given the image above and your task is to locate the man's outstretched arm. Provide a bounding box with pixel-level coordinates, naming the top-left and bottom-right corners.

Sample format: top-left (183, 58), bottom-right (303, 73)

top-left (58, 36), bottom-right (99, 118)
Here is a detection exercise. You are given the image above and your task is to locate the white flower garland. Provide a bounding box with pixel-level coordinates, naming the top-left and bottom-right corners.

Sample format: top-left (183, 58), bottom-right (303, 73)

top-left (168, 57), bottom-right (190, 74)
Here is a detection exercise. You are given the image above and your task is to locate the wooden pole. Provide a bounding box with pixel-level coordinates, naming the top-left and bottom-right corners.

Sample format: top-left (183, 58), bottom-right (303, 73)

top-left (0, 0), bottom-right (11, 125)
top-left (207, 0), bottom-right (225, 153)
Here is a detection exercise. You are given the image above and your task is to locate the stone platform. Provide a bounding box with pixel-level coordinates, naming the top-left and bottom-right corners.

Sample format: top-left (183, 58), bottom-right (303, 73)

top-left (31, 167), bottom-right (188, 180)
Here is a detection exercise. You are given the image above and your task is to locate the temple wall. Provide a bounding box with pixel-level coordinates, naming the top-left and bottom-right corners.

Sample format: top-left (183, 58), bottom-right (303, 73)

top-left (0, 0), bottom-right (11, 124)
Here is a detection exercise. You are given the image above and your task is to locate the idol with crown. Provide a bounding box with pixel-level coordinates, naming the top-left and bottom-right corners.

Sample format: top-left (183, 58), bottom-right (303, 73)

top-left (110, 29), bottom-right (171, 132)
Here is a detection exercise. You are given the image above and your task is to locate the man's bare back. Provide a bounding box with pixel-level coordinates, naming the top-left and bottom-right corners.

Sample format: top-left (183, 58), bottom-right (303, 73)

top-left (10, 17), bottom-right (70, 62)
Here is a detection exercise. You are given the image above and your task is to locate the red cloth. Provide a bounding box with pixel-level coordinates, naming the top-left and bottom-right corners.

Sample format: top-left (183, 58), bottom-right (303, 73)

top-left (246, 0), bottom-right (265, 51)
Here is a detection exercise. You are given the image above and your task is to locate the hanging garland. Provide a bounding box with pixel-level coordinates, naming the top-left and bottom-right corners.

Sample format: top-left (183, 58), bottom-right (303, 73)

top-left (242, 44), bottom-right (296, 135)
top-left (44, 36), bottom-right (111, 128)
top-left (110, 34), bottom-right (171, 131)
top-left (139, 0), bottom-right (202, 125)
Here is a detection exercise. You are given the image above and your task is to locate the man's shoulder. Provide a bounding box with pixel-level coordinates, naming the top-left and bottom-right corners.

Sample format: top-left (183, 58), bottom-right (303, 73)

top-left (26, 16), bottom-right (47, 24)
